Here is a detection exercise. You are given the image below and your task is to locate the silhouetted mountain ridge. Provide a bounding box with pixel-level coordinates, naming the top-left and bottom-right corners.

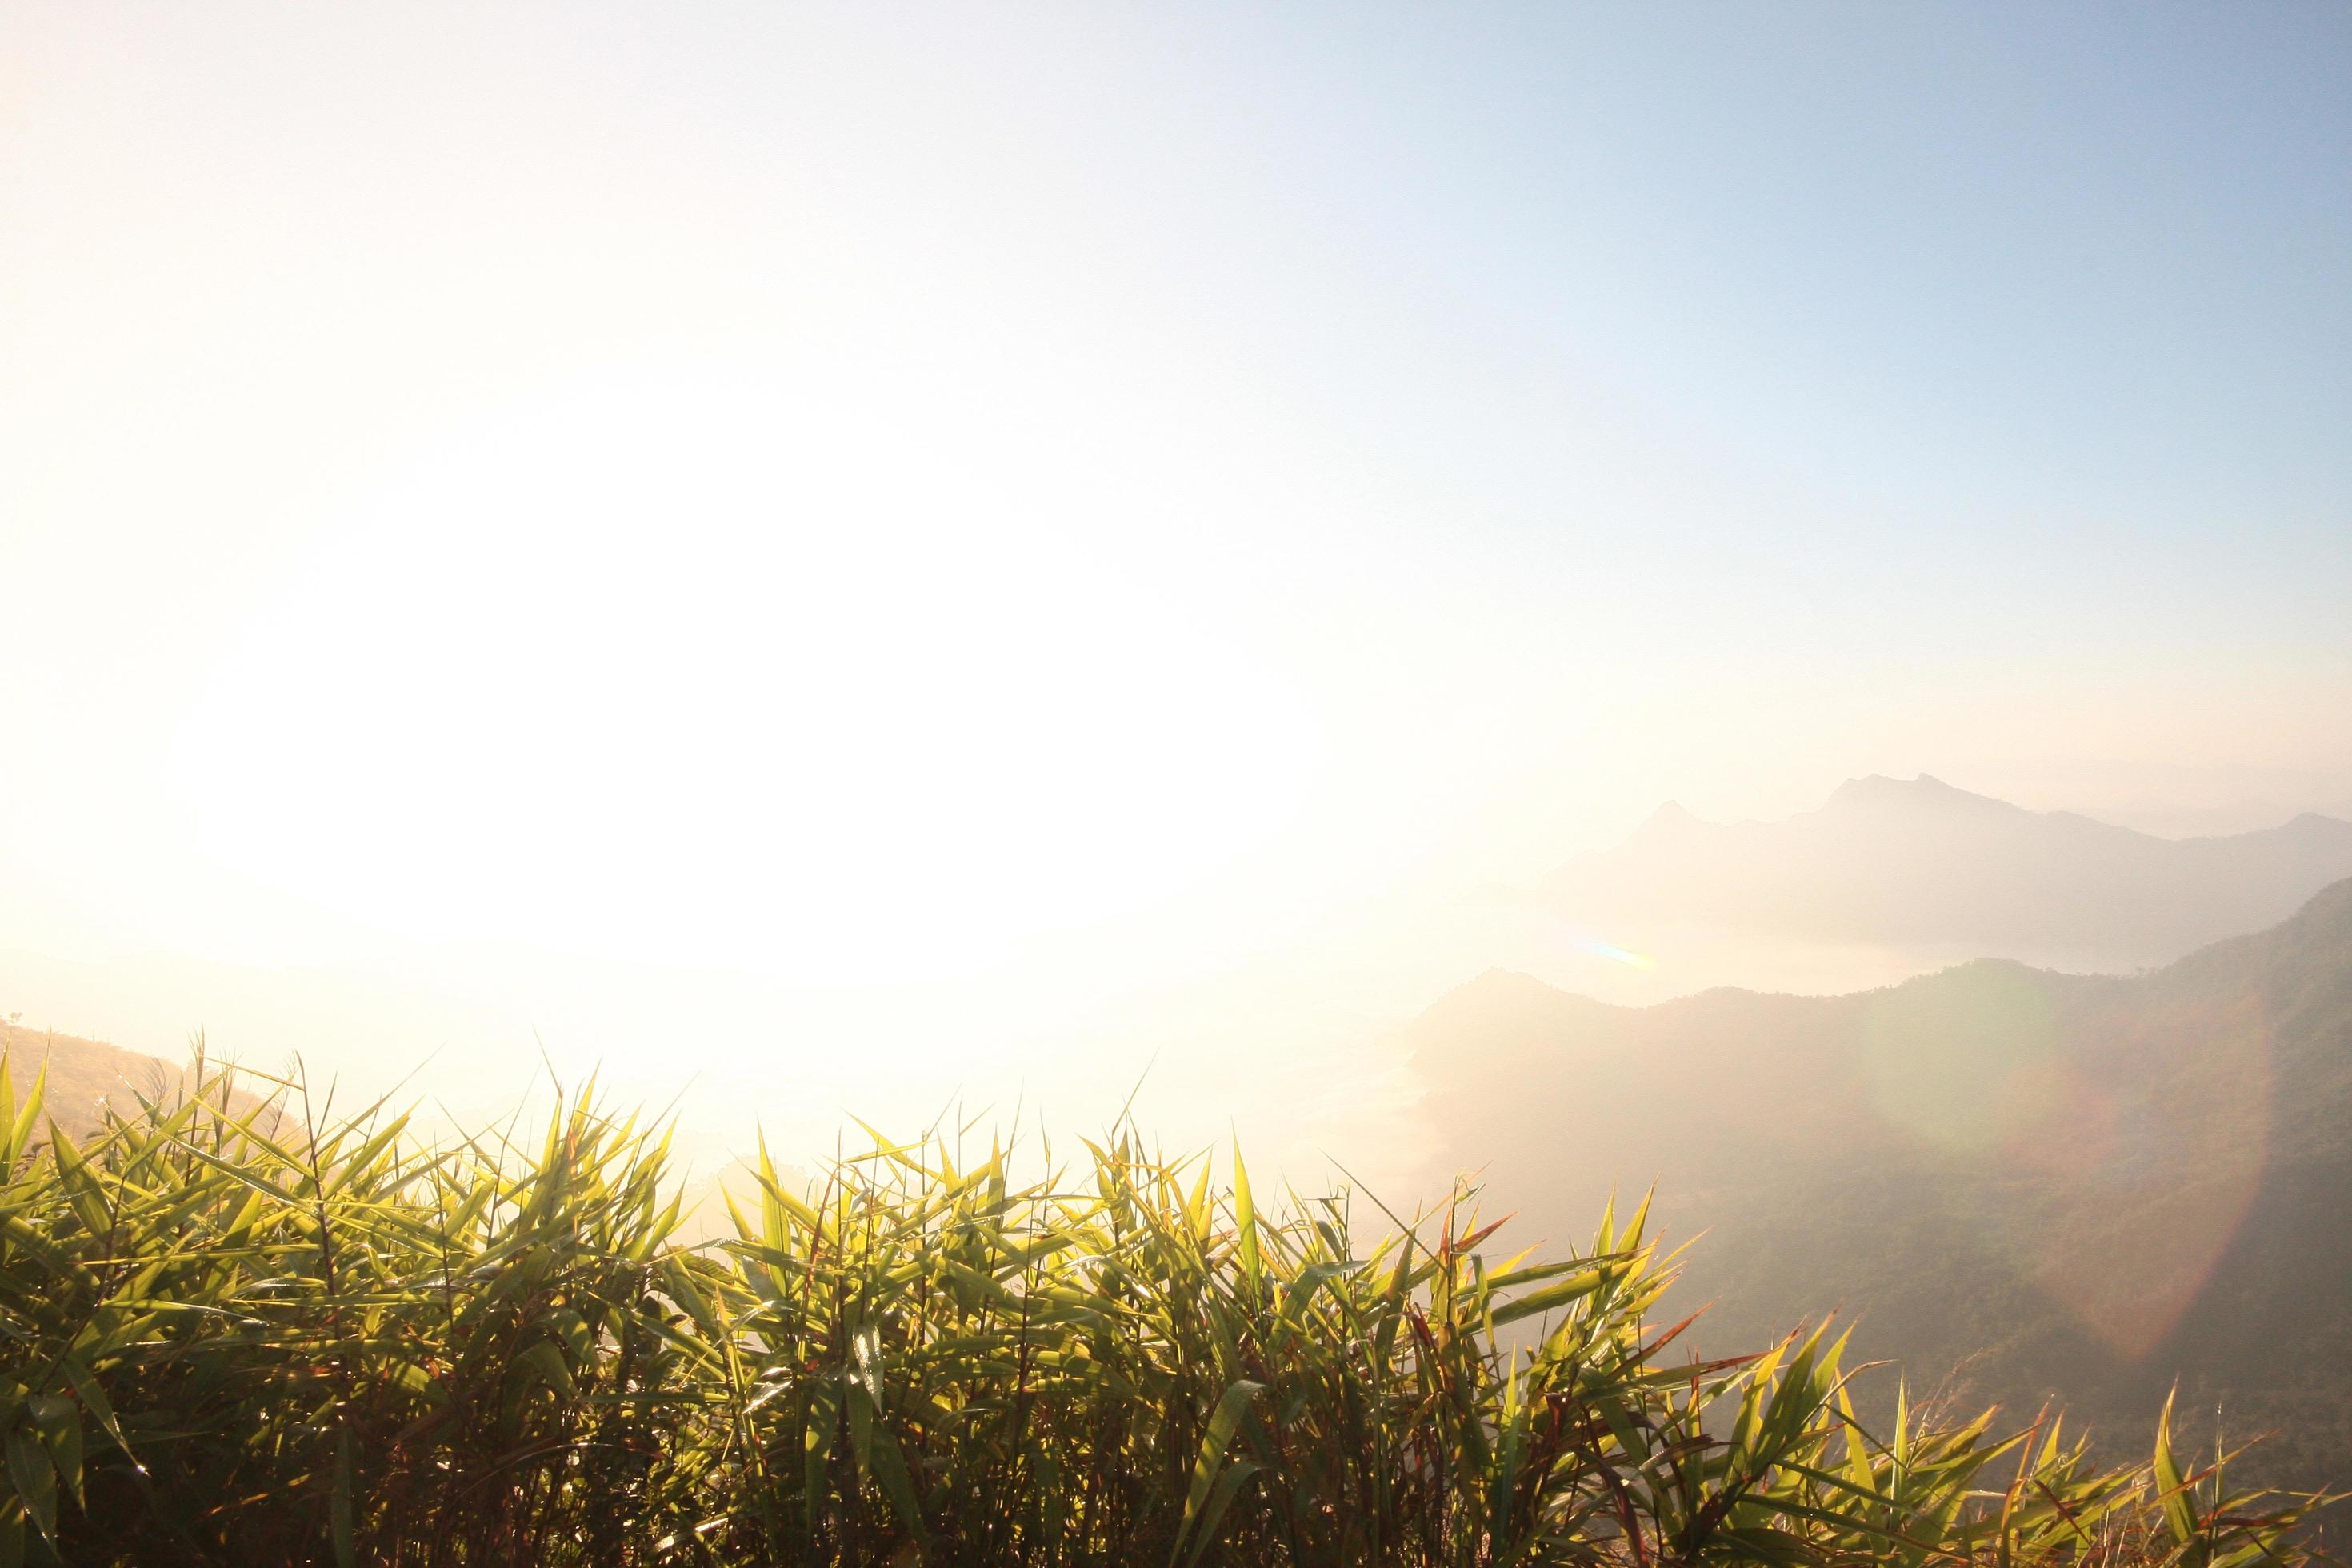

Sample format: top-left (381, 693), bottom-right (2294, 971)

top-left (1544, 776), bottom-right (2352, 963)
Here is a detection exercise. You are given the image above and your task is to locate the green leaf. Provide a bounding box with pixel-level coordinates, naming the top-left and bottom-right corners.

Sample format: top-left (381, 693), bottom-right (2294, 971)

top-left (1182, 1458), bottom-right (1263, 1568)
top-left (60, 1357), bottom-right (142, 1476)
top-left (850, 1382), bottom-right (932, 1558)
top-left (502, 1341), bottom-right (576, 1431)
top-left (25, 1396), bottom-right (78, 1509)
top-left (2153, 1388), bottom-right (2198, 1547)
top-left (1170, 1378), bottom-right (1262, 1568)
top-left (6, 1064), bottom-right (44, 1167)
top-left (803, 1378), bottom-right (838, 1539)
top-left (1231, 1140), bottom-right (1262, 1298)
top-left (3, 1427), bottom-right (55, 1546)
top-left (46, 1125), bottom-right (115, 1240)
top-left (1491, 1266), bottom-right (1606, 1326)
top-left (1277, 1258), bottom-right (1364, 1324)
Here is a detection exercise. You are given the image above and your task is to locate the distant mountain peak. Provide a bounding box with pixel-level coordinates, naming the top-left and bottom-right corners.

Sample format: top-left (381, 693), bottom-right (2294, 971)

top-left (1547, 775), bottom-right (2352, 963)
top-left (1822, 772), bottom-right (1992, 811)
top-left (1632, 799), bottom-right (1702, 838)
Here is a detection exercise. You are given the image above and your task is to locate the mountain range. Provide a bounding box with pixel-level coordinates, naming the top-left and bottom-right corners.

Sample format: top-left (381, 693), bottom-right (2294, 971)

top-left (1411, 873), bottom-right (2352, 1498)
top-left (1542, 774), bottom-right (2352, 970)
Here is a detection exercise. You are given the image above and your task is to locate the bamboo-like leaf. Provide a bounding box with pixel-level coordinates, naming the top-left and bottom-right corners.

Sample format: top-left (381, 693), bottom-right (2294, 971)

top-left (2154, 1386), bottom-right (2199, 1547)
top-left (2, 1428), bottom-right (54, 1546)
top-left (1182, 1457), bottom-right (1262, 1568)
top-left (1490, 1265), bottom-right (1606, 1326)
top-left (0, 1054), bottom-right (2312, 1567)
top-left (1170, 1378), bottom-right (1262, 1567)
top-left (1231, 1140), bottom-right (1262, 1298)
top-left (24, 1396), bottom-right (78, 1509)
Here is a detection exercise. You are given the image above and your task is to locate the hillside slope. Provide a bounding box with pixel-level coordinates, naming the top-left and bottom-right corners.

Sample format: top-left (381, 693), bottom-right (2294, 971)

top-left (0, 1017), bottom-right (235, 1139)
top-left (1411, 877), bottom-right (2352, 1493)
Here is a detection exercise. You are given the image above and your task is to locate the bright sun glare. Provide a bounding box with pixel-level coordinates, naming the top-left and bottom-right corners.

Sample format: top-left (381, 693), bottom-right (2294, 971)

top-left (172, 367), bottom-right (1322, 982)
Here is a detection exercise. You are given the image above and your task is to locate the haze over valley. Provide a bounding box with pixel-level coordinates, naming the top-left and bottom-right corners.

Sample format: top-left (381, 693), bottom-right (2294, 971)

top-left (9, 777), bottom-right (2351, 1192)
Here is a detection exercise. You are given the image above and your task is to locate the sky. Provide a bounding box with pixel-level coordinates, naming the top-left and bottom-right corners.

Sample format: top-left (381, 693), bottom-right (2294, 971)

top-left (2, 2), bottom-right (2349, 1158)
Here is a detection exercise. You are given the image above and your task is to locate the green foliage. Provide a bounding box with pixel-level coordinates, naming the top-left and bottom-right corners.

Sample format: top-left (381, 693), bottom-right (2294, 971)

top-left (0, 1054), bottom-right (2329, 1566)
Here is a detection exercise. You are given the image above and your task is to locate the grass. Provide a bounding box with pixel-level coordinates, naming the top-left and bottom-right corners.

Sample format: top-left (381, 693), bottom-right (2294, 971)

top-left (0, 1051), bottom-right (2330, 1566)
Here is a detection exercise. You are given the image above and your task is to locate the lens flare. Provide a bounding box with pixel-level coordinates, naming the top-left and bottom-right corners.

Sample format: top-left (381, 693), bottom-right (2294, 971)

top-left (2018, 992), bottom-right (2270, 1361)
top-left (1858, 966), bottom-right (2270, 1361)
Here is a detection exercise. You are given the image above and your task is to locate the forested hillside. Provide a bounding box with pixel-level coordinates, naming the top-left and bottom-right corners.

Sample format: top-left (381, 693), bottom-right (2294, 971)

top-left (1413, 877), bottom-right (2352, 1497)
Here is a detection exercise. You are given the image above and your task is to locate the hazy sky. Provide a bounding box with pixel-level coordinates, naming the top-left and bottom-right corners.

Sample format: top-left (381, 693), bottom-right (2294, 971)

top-left (2, 4), bottom-right (2348, 1128)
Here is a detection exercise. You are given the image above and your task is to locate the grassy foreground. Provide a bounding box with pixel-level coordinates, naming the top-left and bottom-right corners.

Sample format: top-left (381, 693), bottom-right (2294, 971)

top-left (0, 1057), bottom-right (2328, 1566)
